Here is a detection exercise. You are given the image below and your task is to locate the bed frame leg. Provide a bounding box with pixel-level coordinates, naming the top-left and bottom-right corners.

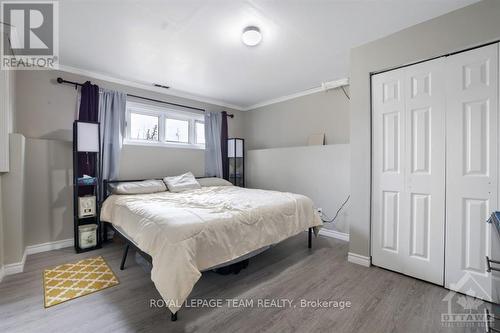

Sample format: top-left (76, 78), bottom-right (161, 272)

top-left (308, 228), bottom-right (312, 249)
top-left (120, 244), bottom-right (129, 270)
top-left (171, 312), bottom-right (177, 321)
top-left (103, 223), bottom-right (108, 243)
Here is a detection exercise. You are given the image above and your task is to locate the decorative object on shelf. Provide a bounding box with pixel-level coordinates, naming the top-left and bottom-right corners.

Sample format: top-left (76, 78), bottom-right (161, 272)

top-left (78, 175), bottom-right (97, 186)
top-left (307, 133), bottom-right (325, 146)
top-left (73, 120), bottom-right (102, 253)
top-left (78, 195), bottom-right (96, 218)
top-left (79, 224), bottom-right (98, 249)
top-left (227, 138), bottom-right (244, 187)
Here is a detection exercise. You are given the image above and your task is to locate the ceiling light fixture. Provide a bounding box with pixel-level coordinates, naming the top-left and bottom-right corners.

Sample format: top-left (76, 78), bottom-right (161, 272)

top-left (241, 26), bottom-right (262, 47)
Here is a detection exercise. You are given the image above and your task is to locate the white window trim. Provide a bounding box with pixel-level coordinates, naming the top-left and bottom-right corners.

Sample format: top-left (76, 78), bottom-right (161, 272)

top-left (124, 101), bottom-right (205, 150)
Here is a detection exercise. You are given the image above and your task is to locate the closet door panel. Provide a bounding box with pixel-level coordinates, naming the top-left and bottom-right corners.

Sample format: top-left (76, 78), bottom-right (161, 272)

top-left (403, 59), bottom-right (446, 284)
top-left (372, 58), bottom-right (446, 284)
top-left (372, 69), bottom-right (406, 273)
top-left (445, 43), bottom-right (498, 302)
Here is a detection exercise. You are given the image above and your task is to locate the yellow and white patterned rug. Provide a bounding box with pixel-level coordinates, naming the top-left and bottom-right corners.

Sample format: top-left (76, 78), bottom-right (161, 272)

top-left (43, 256), bottom-right (119, 308)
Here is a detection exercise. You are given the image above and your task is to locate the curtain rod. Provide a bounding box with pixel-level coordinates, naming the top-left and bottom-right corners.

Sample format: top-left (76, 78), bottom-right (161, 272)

top-left (56, 77), bottom-right (234, 118)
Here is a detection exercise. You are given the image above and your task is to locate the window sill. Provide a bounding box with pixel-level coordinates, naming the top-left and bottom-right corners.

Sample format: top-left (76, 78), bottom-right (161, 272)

top-left (123, 139), bottom-right (205, 150)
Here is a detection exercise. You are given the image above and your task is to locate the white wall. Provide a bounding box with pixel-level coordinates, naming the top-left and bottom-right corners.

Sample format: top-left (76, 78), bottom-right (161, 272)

top-left (349, 0), bottom-right (500, 258)
top-left (247, 144), bottom-right (350, 233)
top-left (243, 88), bottom-right (350, 150)
top-left (119, 145), bottom-right (204, 179)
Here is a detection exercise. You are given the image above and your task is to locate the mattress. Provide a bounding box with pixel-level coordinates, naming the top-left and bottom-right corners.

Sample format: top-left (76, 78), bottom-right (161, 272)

top-left (101, 185), bottom-right (322, 314)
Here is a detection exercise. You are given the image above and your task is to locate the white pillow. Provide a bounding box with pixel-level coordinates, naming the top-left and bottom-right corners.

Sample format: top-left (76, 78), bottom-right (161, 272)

top-left (112, 179), bottom-right (167, 195)
top-left (197, 177), bottom-right (233, 187)
top-left (163, 172), bottom-right (201, 193)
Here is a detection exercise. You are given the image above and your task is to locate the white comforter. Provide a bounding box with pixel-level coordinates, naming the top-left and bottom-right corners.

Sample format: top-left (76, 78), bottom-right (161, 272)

top-left (101, 186), bottom-right (322, 314)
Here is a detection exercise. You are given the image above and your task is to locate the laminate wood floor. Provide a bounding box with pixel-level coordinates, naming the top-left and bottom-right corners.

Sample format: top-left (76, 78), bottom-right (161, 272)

top-left (0, 234), bottom-right (498, 333)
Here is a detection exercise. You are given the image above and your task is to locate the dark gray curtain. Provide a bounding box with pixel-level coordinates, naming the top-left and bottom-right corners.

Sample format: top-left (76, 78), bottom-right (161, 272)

top-left (78, 81), bottom-right (99, 121)
top-left (77, 81), bottom-right (99, 177)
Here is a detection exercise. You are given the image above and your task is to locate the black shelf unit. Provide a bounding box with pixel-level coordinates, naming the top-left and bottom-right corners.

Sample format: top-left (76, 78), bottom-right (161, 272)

top-left (73, 120), bottom-right (102, 253)
top-left (228, 138), bottom-right (244, 187)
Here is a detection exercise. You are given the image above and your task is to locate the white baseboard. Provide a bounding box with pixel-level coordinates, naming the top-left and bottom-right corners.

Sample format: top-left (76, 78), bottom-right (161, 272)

top-left (348, 252), bottom-right (371, 267)
top-left (318, 228), bottom-right (349, 242)
top-left (25, 238), bottom-right (74, 256)
top-left (1, 238), bottom-right (74, 279)
top-left (4, 251), bottom-right (27, 275)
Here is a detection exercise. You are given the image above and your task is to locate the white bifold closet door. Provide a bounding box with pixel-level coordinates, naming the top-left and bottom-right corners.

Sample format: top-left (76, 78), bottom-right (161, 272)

top-left (445, 43), bottom-right (499, 303)
top-left (372, 58), bottom-right (446, 285)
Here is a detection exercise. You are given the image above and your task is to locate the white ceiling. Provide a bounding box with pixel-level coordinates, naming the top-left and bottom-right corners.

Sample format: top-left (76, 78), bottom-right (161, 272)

top-left (59, 0), bottom-right (478, 110)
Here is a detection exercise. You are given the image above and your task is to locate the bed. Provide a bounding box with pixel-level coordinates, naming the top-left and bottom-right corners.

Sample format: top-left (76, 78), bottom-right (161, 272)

top-left (100, 178), bottom-right (322, 321)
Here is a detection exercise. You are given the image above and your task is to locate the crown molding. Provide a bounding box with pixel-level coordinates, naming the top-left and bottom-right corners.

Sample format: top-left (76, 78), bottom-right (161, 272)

top-left (57, 65), bottom-right (245, 111)
top-left (56, 65), bottom-right (349, 112)
top-left (241, 77), bottom-right (349, 111)
top-left (242, 86), bottom-right (325, 111)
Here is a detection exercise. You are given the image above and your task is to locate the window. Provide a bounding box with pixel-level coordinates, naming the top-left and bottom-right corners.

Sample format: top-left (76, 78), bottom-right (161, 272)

top-left (165, 118), bottom-right (189, 143)
top-left (195, 121), bottom-right (205, 145)
top-left (125, 101), bottom-right (205, 149)
top-left (130, 113), bottom-right (159, 141)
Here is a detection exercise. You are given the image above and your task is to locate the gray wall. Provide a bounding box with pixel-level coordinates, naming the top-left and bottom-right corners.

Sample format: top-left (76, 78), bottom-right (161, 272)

top-left (349, 0), bottom-right (500, 258)
top-left (0, 174), bottom-right (3, 273)
top-left (1, 135), bottom-right (25, 264)
top-left (14, 70), bottom-right (243, 248)
top-left (247, 145), bottom-right (350, 233)
top-left (243, 88), bottom-right (349, 150)
top-left (24, 138), bottom-right (73, 246)
top-left (0, 70), bottom-right (15, 272)
top-left (241, 88), bottom-right (351, 234)
top-left (15, 70), bottom-right (243, 141)
top-left (0, 176), bottom-right (4, 272)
